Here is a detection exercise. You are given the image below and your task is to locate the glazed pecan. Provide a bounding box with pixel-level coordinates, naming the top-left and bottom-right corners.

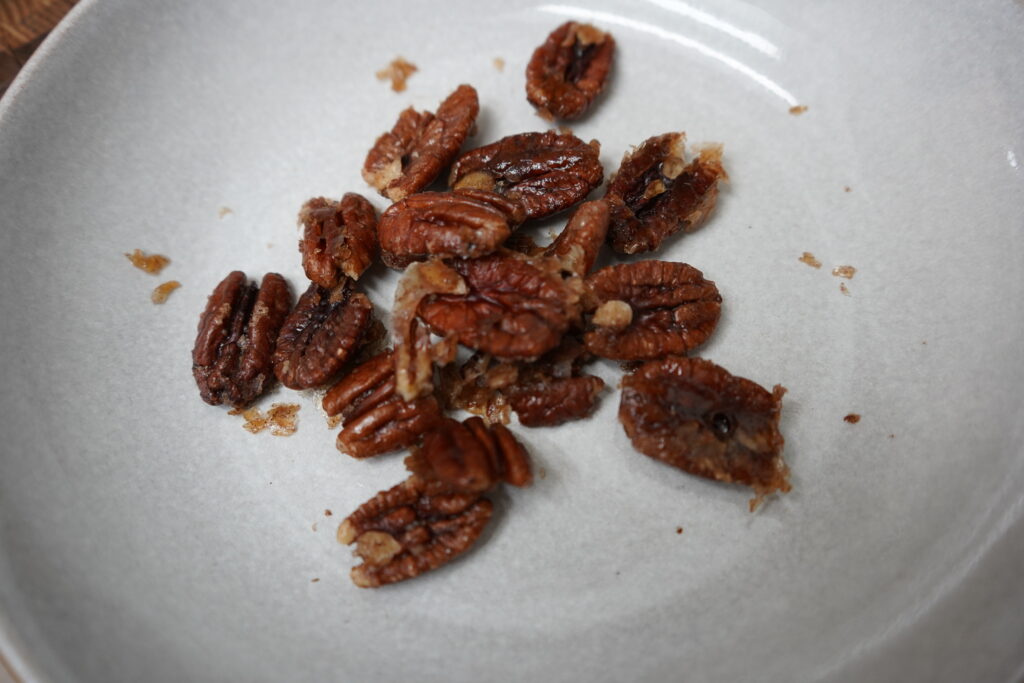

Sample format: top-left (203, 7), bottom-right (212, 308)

top-left (507, 375), bottom-right (604, 427)
top-left (605, 134), bottom-right (727, 254)
top-left (299, 193), bottom-right (378, 287)
top-left (449, 131), bottom-right (603, 220)
top-left (362, 84), bottom-right (479, 202)
top-left (192, 271), bottom-right (291, 407)
top-left (377, 189), bottom-right (525, 269)
top-left (417, 251), bottom-right (584, 359)
top-left (439, 352), bottom-right (519, 424)
top-left (323, 350), bottom-right (442, 458)
top-left (405, 417), bottom-right (532, 491)
top-left (544, 199), bottom-right (609, 275)
top-left (337, 476), bottom-right (492, 587)
top-left (392, 260), bottom-right (467, 401)
top-left (272, 278), bottom-right (373, 389)
top-left (584, 261), bottom-right (721, 361)
top-left (619, 356), bottom-right (789, 509)
top-left (525, 21), bottom-right (615, 120)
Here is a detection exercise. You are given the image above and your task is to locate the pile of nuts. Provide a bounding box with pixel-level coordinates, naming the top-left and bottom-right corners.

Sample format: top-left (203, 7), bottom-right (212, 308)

top-left (191, 21), bottom-right (789, 588)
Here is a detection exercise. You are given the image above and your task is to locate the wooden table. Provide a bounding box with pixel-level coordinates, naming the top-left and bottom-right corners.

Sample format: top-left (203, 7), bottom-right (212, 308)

top-left (1, 0), bottom-right (77, 96)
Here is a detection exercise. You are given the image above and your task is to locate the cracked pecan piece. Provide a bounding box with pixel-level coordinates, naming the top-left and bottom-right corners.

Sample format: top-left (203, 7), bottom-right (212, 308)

top-left (362, 84), bottom-right (479, 202)
top-left (405, 417), bottom-right (533, 492)
top-left (449, 130), bottom-right (603, 220)
top-left (544, 199), bottom-right (609, 276)
top-left (272, 278), bottom-right (373, 389)
top-left (417, 251), bottom-right (584, 360)
top-left (507, 374), bottom-right (605, 427)
top-left (377, 189), bottom-right (526, 269)
top-left (605, 134), bottom-right (727, 254)
top-left (584, 260), bottom-right (721, 361)
top-left (299, 193), bottom-right (378, 287)
top-left (337, 476), bottom-right (493, 588)
top-left (323, 349), bottom-right (442, 458)
top-left (525, 21), bottom-right (615, 120)
top-left (620, 356), bottom-right (789, 509)
top-left (192, 271), bottom-right (292, 407)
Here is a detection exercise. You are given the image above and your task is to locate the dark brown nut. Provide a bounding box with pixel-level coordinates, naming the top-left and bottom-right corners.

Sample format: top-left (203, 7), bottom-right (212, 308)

top-left (448, 131), bottom-right (603, 220)
top-left (584, 261), bottom-right (721, 361)
top-left (525, 21), bottom-right (615, 120)
top-left (362, 84), bottom-right (479, 202)
top-left (438, 352), bottom-right (518, 425)
top-left (377, 189), bottom-right (526, 269)
top-left (417, 251), bottom-right (584, 359)
top-left (299, 193), bottom-right (378, 287)
top-left (192, 271), bottom-right (291, 407)
top-left (323, 350), bottom-right (443, 459)
top-left (392, 260), bottom-right (468, 401)
top-left (337, 476), bottom-right (492, 588)
top-left (605, 134), bottom-right (727, 254)
top-left (544, 199), bottom-right (609, 275)
top-left (620, 356), bottom-right (790, 509)
top-left (507, 375), bottom-right (605, 427)
top-left (405, 417), bottom-right (532, 492)
top-left (272, 278), bottom-right (373, 389)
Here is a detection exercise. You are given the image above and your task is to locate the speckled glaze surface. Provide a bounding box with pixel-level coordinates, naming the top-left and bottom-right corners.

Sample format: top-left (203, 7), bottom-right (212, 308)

top-left (1, 1), bottom-right (1022, 681)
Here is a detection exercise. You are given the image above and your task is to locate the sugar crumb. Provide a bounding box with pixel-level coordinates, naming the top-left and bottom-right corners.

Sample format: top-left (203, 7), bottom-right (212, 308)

top-left (151, 280), bottom-right (181, 304)
top-left (493, 57), bottom-right (505, 72)
top-left (839, 282), bottom-right (851, 296)
top-left (844, 413), bottom-right (861, 424)
top-left (311, 578), bottom-right (320, 583)
top-left (798, 251), bottom-right (822, 268)
top-left (843, 186), bottom-right (852, 193)
top-left (325, 509), bottom-right (333, 516)
top-left (125, 249), bottom-right (170, 275)
top-left (239, 403), bottom-right (300, 436)
top-left (218, 206), bottom-right (233, 219)
top-left (832, 265), bottom-right (856, 279)
top-left (376, 56), bottom-right (417, 92)
top-left (676, 527), bottom-right (683, 534)
top-left (789, 105), bottom-right (809, 116)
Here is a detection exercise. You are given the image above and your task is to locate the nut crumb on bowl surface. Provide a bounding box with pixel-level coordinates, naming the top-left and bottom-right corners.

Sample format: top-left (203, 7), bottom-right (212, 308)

top-left (832, 265), bottom-right (856, 279)
top-left (125, 249), bottom-right (170, 274)
top-left (789, 105), bottom-right (808, 115)
top-left (151, 280), bottom-right (180, 304)
top-left (376, 56), bottom-right (417, 92)
top-left (799, 252), bottom-right (822, 268)
top-left (844, 413), bottom-right (861, 424)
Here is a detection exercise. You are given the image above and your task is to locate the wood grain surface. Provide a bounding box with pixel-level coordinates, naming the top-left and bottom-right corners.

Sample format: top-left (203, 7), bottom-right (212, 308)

top-left (0, 0), bottom-right (77, 95)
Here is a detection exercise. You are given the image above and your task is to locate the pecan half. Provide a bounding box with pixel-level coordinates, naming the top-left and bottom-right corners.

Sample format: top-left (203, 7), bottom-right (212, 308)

top-left (449, 131), bottom-right (603, 220)
top-left (507, 375), bottom-right (604, 427)
top-left (272, 279), bottom-right (373, 389)
top-left (619, 356), bottom-right (789, 509)
top-left (584, 261), bottom-right (721, 361)
top-left (299, 193), bottom-right (378, 287)
top-left (192, 271), bottom-right (291, 407)
top-left (392, 260), bottom-right (468, 401)
top-left (377, 189), bottom-right (525, 269)
top-left (605, 134), bottom-right (727, 254)
top-left (405, 417), bottom-right (533, 491)
top-left (417, 251), bottom-right (584, 359)
top-left (544, 199), bottom-right (609, 276)
top-left (525, 21), bottom-right (615, 120)
top-left (362, 84), bottom-right (479, 202)
top-left (323, 350), bottom-right (442, 458)
top-left (337, 476), bottom-right (492, 587)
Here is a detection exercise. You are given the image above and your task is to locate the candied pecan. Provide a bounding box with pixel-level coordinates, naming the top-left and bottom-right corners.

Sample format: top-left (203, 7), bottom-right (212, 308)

top-left (544, 199), bottom-right (609, 275)
top-left (272, 278), bottom-right (373, 389)
top-left (417, 251), bottom-right (584, 359)
top-left (605, 134), bottom-right (727, 254)
top-left (192, 271), bottom-right (291, 407)
top-left (584, 261), bottom-right (721, 361)
top-left (377, 189), bottom-right (525, 269)
top-left (323, 350), bottom-right (442, 458)
top-left (337, 476), bottom-right (492, 587)
top-left (405, 417), bottom-right (532, 491)
top-left (525, 21), bottom-right (615, 120)
top-left (439, 352), bottom-right (518, 424)
top-left (507, 375), bottom-right (604, 427)
top-left (362, 84), bottom-right (479, 202)
top-left (299, 193), bottom-right (378, 287)
top-left (449, 131), bottom-right (603, 220)
top-left (392, 260), bottom-right (467, 400)
top-left (620, 356), bottom-right (789, 509)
